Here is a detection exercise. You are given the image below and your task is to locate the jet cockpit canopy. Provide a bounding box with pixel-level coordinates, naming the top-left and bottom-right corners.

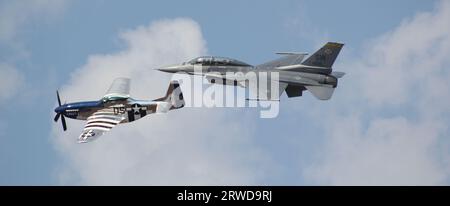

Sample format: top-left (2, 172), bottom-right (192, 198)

top-left (185, 56), bottom-right (251, 67)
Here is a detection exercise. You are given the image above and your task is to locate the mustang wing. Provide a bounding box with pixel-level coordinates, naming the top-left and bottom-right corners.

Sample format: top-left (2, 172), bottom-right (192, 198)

top-left (78, 110), bottom-right (125, 143)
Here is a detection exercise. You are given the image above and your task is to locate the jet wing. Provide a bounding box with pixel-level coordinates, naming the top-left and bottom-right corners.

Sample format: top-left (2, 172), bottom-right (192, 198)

top-left (279, 76), bottom-right (321, 86)
top-left (103, 77), bottom-right (131, 100)
top-left (257, 53), bottom-right (308, 68)
top-left (205, 73), bottom-right (288, 100)
top-left (78, 110), bottom-right (125, 143)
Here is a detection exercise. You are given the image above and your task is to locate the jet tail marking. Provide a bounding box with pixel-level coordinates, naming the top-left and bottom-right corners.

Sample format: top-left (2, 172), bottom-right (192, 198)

top-left (302, 42), bottom-right (344, 68)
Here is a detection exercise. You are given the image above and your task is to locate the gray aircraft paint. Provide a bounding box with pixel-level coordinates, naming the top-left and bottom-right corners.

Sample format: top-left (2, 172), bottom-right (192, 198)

top-left (157, 42), bottom-right (345, 101)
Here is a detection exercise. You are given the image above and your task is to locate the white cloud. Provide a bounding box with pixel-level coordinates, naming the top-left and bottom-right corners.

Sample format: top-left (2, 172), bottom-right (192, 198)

top-left (52, 18), bottom-right (268, 185)
top-left (0, 63), bottom-right (24, 102)
top-left (357, 1), bottom-right (450, 107)
top-left (0, 0), bottom-right (68, 102)
top-left (0, 0), bottom-right (68, 42)
top-left (304, 1), bottom-right (450, 185)
top-left (283, 1), bottom-right (331, 48)
top-left (305, 116), bottom-right (447, 185)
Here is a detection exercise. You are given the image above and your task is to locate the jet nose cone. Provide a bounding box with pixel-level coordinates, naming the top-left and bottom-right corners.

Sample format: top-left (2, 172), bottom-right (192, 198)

top-left (156, 65), bottom-right (185, 73)
top-left (156, 68), bottom-right (174, 73)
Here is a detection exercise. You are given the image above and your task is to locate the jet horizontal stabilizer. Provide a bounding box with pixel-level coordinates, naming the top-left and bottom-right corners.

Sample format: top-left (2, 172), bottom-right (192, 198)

top-left (305, 85), bottom-right (335, 100)
top-left (331, 71), bottom-right (346, 78)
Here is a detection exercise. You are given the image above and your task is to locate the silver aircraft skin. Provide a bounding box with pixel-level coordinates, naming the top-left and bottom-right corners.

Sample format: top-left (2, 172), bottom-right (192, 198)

top-left (54, 78), bottom-right (184, 143)
top-left (157, 42), bottom-right (345, 100)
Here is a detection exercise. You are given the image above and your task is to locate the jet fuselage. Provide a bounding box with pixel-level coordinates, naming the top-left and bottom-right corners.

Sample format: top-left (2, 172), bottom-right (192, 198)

top-left (157, 42), bottom-right (345, 100)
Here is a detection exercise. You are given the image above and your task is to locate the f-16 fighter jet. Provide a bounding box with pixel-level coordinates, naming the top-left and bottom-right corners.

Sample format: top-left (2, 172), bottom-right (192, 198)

top-left (54, 78), bottom-right (184, 143)
top-left (157, 42), bottom-right (345, 100)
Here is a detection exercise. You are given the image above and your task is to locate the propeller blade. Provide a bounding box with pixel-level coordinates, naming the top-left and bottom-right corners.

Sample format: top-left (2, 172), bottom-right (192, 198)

top-left (61, 115), bottom-right (67, 131)
top-left (54, 113), bottom-right (60, 122)
top-left (56, 90), bottom-right (62, 106)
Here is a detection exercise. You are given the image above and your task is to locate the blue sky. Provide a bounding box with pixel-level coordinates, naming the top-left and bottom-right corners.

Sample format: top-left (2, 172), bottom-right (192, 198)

top-left (1, 0), bottom-right (448, 185)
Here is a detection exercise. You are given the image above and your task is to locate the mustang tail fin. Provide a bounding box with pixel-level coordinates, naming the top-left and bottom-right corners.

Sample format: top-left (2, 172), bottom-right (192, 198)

top-left (154, 80), bottom-right (185, 109)
top-left (302, 42), bottom-right (344, 68)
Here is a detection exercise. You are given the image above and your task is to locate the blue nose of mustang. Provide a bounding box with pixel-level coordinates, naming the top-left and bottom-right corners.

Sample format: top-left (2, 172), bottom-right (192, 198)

top-left (54, 105), bottom-right (65, 113)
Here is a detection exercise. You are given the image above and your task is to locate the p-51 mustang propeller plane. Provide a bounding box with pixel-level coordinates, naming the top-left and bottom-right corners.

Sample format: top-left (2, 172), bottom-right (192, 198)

top-left (54, 78), bottom-right (184, 143)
